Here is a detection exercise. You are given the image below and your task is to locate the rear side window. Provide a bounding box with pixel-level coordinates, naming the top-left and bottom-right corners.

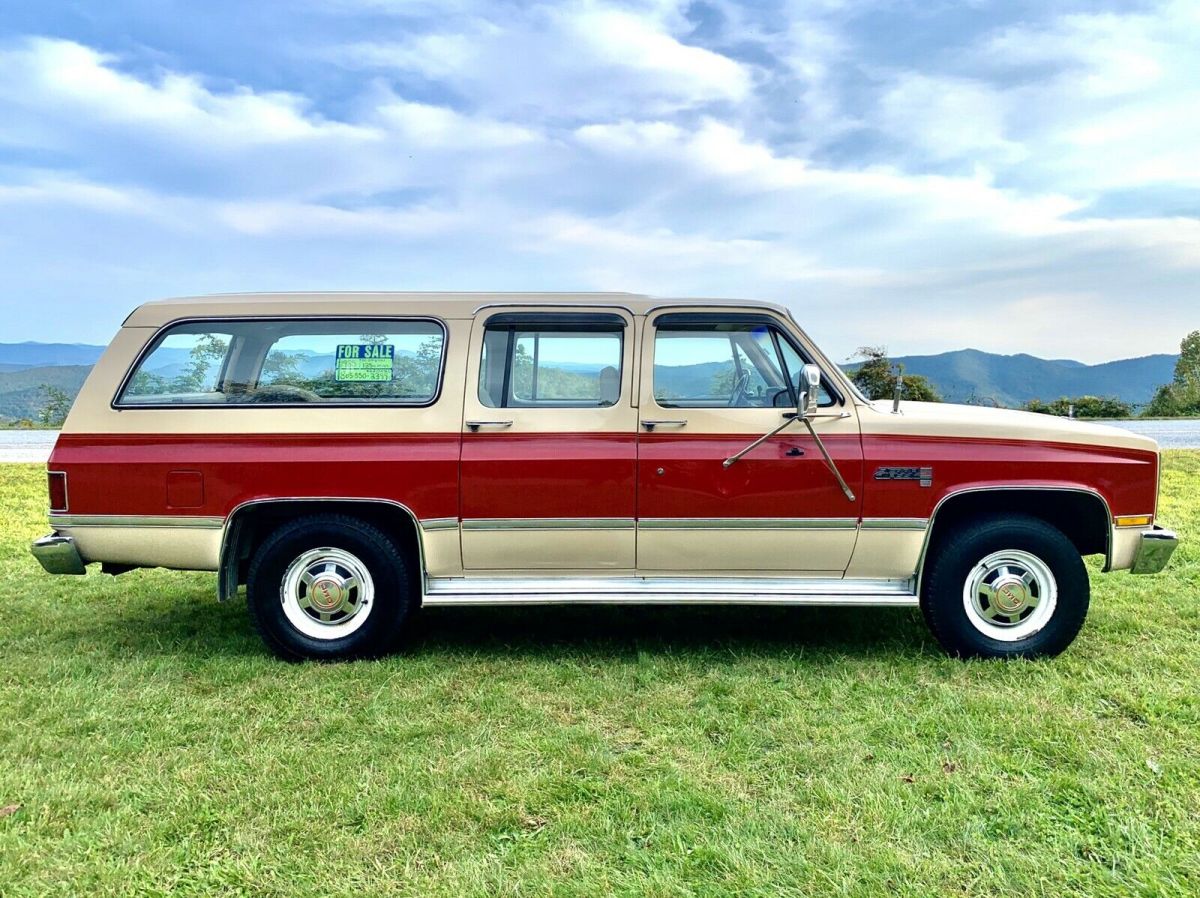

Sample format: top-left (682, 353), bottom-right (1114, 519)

top-left (478, 314), bottom-right (624, 408)
top-left (117, 318), bottom-right (445, 406)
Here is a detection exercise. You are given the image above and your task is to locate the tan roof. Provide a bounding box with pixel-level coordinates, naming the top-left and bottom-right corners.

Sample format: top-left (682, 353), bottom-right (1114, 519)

top-left (123, 292), bottom-right (792, 327)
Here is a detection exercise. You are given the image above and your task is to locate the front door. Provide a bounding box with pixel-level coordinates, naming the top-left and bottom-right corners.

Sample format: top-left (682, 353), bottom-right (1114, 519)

top-left (636, 310), bottom-right (863, 574)
top-left (460, 308), bottom-right (639, 571)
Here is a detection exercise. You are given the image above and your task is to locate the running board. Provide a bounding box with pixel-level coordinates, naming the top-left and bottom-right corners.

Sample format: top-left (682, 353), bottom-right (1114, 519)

top-left (423, 576), bottom-right (918, 607)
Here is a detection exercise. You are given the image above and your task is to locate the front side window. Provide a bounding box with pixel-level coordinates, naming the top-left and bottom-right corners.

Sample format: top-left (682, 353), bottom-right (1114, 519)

top-left (479, 317), bottom-right (624, 408)
top-left (654, 323), bottom-right (793, 408)
top-left (652, 316), bottom-right (835, 409)
top-left (118, 318), bottom-right (445, 406)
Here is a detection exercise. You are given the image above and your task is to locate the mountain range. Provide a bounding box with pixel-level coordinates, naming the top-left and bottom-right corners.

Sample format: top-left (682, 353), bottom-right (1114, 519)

top-left (868, 349), bottom-right (1178, 407)
top-left (0, 341), bottom-right (1179, 421)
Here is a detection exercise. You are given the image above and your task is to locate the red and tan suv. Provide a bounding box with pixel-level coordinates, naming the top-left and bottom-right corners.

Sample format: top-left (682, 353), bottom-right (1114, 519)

top-left (32, 292), bottom-right (1177, 660)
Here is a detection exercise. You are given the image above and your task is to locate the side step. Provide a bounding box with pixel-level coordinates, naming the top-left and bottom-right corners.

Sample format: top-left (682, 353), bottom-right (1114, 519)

top-left (423, 576), bottom-right (918, 607)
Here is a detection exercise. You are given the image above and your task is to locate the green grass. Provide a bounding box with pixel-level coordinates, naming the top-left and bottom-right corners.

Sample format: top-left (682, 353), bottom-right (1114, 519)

top-left (2, 458), bottom-right (1199, 897)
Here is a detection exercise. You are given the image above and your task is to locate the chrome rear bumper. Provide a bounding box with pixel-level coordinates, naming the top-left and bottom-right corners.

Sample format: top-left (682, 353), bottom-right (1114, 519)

top-left (31, 534), bottom-right (86, 575)
top-left (1131, 526), bottom-right (1178, 575)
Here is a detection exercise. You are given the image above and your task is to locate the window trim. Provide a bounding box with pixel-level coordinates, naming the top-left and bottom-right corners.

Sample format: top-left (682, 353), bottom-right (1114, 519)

top-left (649, 313), bottom-right (844, 408)
top-left (112, 315), bottom-right (449, 410)
top-left (479, 315), bottom-right (625, 410)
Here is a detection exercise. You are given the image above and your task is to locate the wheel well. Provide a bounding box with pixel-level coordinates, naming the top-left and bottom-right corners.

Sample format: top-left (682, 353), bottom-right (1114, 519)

top-left (922, 489), bottom-right (1110, 578)
top-left (220, 500), bottom-right (424, 601)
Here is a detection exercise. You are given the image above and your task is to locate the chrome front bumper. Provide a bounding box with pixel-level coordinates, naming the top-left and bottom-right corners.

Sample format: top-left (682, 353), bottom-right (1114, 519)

top-left (1130, 526), bottom-right (1179, 575)
top-left (31, 534), bottom-right (86, 575)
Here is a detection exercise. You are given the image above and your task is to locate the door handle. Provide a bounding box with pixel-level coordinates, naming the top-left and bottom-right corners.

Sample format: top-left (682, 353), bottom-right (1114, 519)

top-left (465, 420), bottom-right (513, 432)
top-left (786, 447), bottom-right (804, 457)
top-left (641, 420), bottom-right (687, 431)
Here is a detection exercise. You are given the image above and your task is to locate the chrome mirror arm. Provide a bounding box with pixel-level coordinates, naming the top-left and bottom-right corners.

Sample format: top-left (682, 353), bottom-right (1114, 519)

top-left (801, 416), bottom-right (856, 502)
top-left (722, 413), bottom-right (799, 469)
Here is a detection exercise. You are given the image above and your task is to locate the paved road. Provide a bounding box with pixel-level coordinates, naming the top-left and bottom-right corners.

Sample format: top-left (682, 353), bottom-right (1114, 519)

top-left (3, 419), bottom-right (1199, 463)
top-left (1098, 418), bottom-right (1200, 449)
top-left (0, 430), bottom-right (59, 463)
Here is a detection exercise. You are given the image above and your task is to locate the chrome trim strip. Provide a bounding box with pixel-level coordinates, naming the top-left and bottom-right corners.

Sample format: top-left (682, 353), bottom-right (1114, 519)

top-left (637, 517), bottom-right (859, 531)
top-left (860, 518), bottom-right (929, 531)
top-left (425, 595), bottom-right (918, 607)
top-left (462, 518), bottom-right (636, 531)
top-left (420, 517), bottom-right (459, 532)
top-left (50, 513), bottom-right (224, 530)
top-left (472, 300), bottom-right (638, 316)
top-left (424, 575), bottom-right (916, 606)
top-left (428, 576), bottom-right (914, 595)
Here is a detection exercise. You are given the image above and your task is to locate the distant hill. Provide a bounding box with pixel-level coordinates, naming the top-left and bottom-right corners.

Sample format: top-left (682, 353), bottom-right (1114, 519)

top-left (845, 349), bottom-right (1178, 408)
top-left (0, 342), bottom-right (106, 368)
top-left (0, 365), bottom-right (92, 420)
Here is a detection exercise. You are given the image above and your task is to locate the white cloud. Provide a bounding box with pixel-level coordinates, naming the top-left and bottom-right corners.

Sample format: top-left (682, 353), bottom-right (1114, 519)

top-left (334, 1), bottom-right (752, 117)
top-left (0, 38), bottom-right (374, 148)
top-left (375, 99), bottom-right (539, 148)
top-left (876, 74), bottom-right (1024, 166)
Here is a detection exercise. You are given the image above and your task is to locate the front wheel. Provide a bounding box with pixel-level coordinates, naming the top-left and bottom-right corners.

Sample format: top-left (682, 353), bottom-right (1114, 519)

top-left (921, 514), bottom-right (1090, 659)
top-left (246, 514), bottom-right (414, 661)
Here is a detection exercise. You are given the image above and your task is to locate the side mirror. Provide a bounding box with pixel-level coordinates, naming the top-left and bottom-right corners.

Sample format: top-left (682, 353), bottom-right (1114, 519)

top-left (800, 364), bottom-right (821, 417)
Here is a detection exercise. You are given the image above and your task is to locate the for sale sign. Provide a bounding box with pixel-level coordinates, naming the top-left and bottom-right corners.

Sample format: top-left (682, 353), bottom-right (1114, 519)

top-left (334, 344), bottom-right (394, 382)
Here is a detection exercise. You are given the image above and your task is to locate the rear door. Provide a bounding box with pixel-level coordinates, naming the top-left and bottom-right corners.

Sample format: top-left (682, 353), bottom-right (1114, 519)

top-left (459, 308), bottom-right (639, 571)
top-left (636, 310), bottom-right (863, 574)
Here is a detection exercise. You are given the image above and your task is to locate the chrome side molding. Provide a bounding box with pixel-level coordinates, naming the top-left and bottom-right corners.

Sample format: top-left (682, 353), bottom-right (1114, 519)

top-left (423, 576), bottom-right (917, 607)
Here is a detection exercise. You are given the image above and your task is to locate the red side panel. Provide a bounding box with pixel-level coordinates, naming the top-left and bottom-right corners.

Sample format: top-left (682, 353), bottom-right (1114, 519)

top-left (48, 432), bottom-right (461, 520)
top-left (636, 432), bottom-right (864, 519)
top-left (459, 432), bottom-right (636, 519)
top-left (861, 435), bottom-right (1158, 519)
top-left (49, 431), bottom-right (1159, 525)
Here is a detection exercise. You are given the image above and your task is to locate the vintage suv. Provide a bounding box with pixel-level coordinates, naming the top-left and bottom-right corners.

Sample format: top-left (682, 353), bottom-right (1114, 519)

top-left (32, 292), bottom-right (1177, 661)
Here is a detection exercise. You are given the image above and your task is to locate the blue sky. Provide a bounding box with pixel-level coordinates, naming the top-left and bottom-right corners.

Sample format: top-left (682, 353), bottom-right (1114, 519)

top-left (0, 0), bottom-right (1197, 363)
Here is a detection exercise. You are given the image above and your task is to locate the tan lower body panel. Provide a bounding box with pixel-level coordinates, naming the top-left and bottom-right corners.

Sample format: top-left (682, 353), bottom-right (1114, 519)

top-left (1107, 526), bottom-right (1139, 571)
top-left (636, 520), bottom-right (857, 573)
top-left (845, 527), bottom-right (928, 579)
top-left (420, 527), bottom-right (464, 577)
top-left (461, 524), bottom-right (635, 571)
top-left (63, 523), bottom-right (222, 571)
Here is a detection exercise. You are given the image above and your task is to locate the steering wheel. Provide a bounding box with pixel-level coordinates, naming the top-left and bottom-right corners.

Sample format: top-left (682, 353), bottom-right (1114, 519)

top-left (728, 371), bottom-right (752, 407)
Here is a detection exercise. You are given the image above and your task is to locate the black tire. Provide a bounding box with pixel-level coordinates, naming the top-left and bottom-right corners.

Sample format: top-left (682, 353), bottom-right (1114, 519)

top-left (921, 514), bottom-right (1089, 659)
top-left (246, 513), bottom-right (414, 661)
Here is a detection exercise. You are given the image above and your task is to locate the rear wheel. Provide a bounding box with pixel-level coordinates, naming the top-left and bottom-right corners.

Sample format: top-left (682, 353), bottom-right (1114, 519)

top-left (921, 514), bottom-right (1089, 659)
top-left (247, 514), bottom-right (414, 661)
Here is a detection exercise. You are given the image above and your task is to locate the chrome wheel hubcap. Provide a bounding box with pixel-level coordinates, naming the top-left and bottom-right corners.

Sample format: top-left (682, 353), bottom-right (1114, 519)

top-left (280, 547), bottom-right (374, 640)
top-left (962, 549), bottom-right (1057, 642)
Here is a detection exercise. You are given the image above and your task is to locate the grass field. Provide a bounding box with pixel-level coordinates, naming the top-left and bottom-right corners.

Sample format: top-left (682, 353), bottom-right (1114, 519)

top-left (2, 458), bottom-right (1198, 897)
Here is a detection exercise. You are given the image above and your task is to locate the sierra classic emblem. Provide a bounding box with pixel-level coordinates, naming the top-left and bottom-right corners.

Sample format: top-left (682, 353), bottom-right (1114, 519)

top-left (874, 466), bottom-right (933, 487)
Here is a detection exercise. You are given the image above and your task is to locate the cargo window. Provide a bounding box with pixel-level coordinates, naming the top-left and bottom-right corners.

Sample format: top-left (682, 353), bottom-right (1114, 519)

top-left (117, 318), bottom-right (446, 406)
top-left (479, 315), bottom-right (624, 409)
